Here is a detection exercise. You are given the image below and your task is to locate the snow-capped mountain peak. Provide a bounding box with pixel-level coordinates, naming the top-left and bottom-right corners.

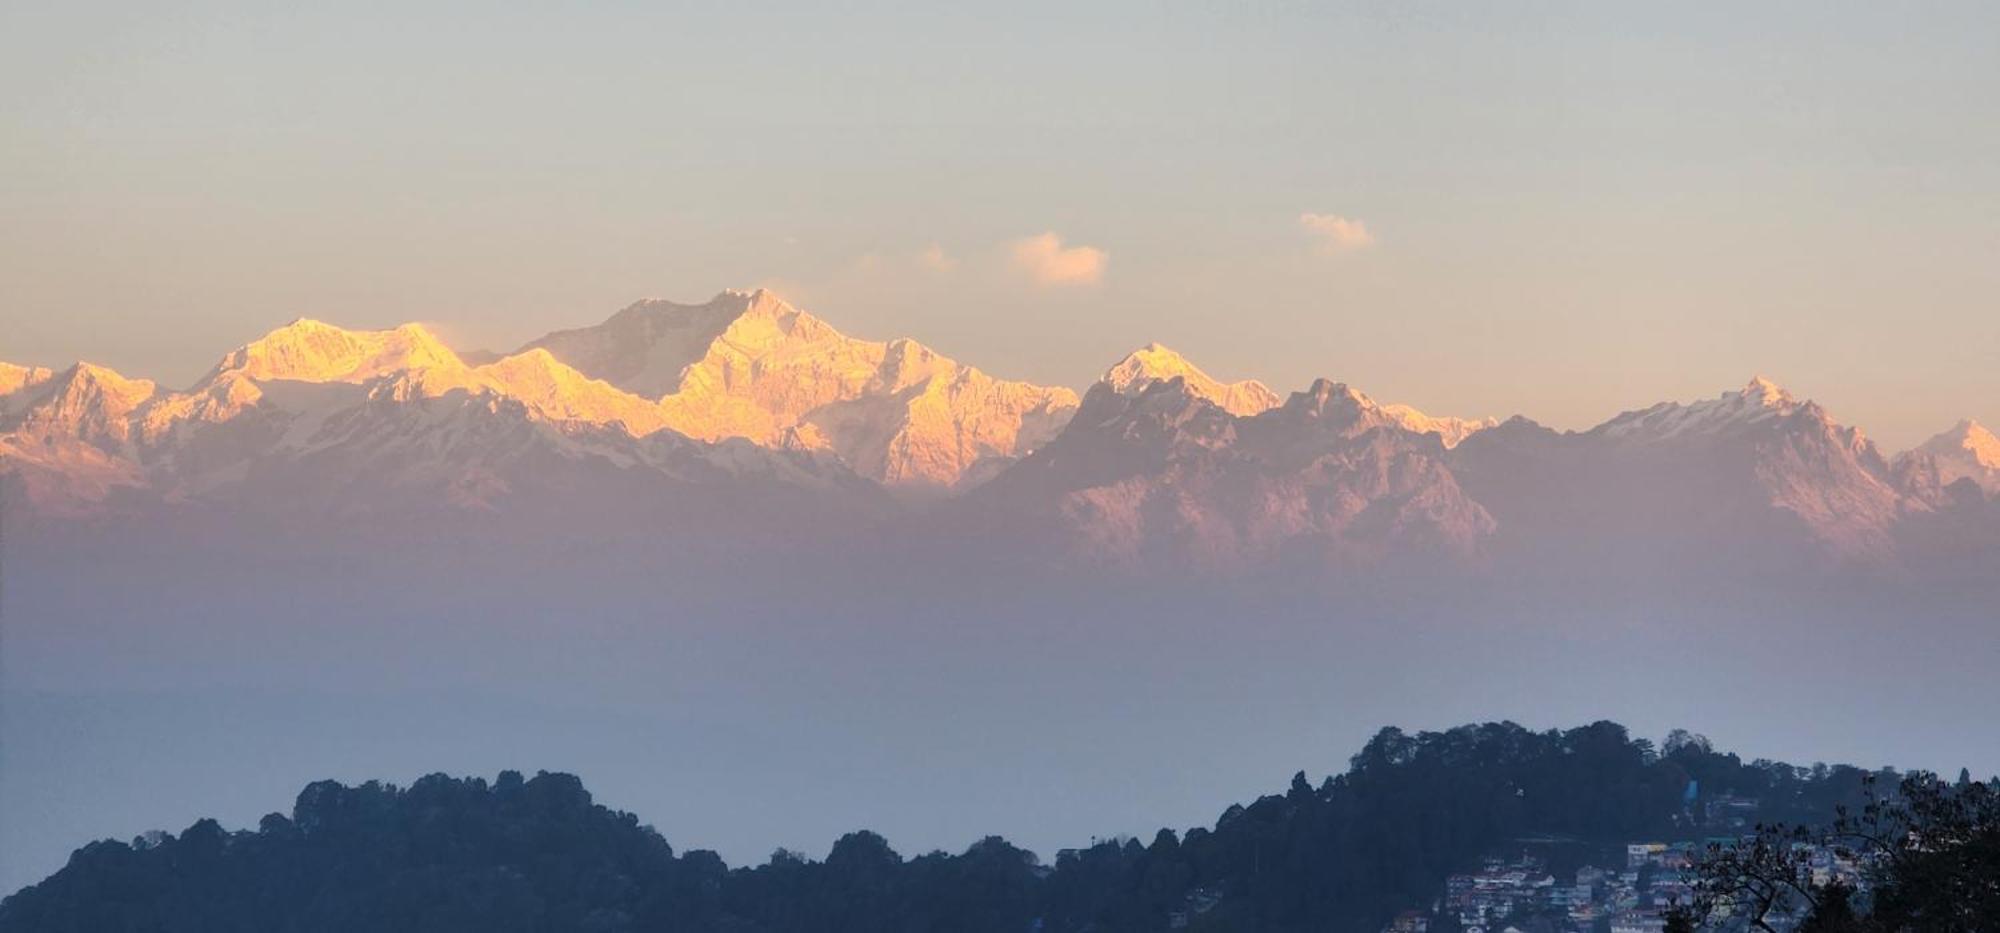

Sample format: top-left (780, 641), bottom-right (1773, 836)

top-left (1744, 374), bottom-right (1795, 407)
top-left (522, 289), bottom-right (1079, 488)
top-left (0, 361), bottom-right (160, 513)
top-left (970, 373), bottom-right (1494, 571)
top-left (0, 362), bottom-right (56, 399)
top-left (1282, 378), bottom-right (1378, 420)
top-left (1594, 376), bottom-right (1810, 442)
top-left (469, 348), bottom-right (670, 435)
top-left (1378, 403), bottom-right (1497, 449)
top-left (1504, 376), bottom-right (1926, 565)
top-left (4, 362), bottom-right (159, 442)
top-left (1101, 343), bottom-right (1279, 416)
top-left (209, 318), bottom-right (471, 388)
top-left (1258, 379), bottom-right (1488, 452)
top-left (1106, 358), bottom-right (1491, 448)
top-left (1921, 419), bottom-right (2000, 470)
top-left (521, 290), bottom-right (778, 399)
top-left (1910, 418), bottom-right (2000, 493)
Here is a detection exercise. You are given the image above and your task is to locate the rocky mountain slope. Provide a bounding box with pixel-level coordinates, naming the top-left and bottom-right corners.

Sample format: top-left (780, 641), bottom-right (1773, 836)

top-left (1449, 378), bottom-right (1940, 573)
top-left (962, 376), bottom-right (1495, 570)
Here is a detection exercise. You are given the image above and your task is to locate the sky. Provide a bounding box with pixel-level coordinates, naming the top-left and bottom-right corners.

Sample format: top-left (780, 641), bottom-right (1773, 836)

top-left (3, 2), bottom-right (1997, 449)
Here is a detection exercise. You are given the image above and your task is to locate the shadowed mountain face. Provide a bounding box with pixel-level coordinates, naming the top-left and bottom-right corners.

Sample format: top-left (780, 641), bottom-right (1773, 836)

top-left (961, 378), bottom-right (1494, 572)
top-left (2, 291), bottom-right (1997, 583)
top-left (1447, 379), bottom-right (1946, 581)
top-left (0, 722), bottom-right (1901, 933)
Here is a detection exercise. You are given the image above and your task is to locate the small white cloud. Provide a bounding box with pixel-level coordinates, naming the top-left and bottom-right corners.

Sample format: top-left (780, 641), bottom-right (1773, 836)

top-left (1009, 232), bottom-right (1107, 286)
top-left (918, 244), bottom-right (957, 273)
top-left (1299, 213), bottom-right (1376, 254)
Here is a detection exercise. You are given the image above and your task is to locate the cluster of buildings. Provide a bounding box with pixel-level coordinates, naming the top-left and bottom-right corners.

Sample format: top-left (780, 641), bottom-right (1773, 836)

top-left (1164, 884), bottom-right (1223, 929)
top-left (1392, 849), bottom-right (1692, 933)
top-left (1382, 834), bottom-right (1870, 933)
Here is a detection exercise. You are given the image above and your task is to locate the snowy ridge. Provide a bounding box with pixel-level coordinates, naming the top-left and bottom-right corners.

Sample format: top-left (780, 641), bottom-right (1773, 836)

top-left (0, 363), bottom-right (56, 400)
top-left (1379, 404), bottom-right (1497, 449)
top-left (1592, 377), bottom-right (1801, 442)
top-left (1906, 419), bottom-right (2000, 494)
top-left (0, 310), bottom-right (872, 518)
top-left (967, 377), bottom-right (1495, 570)
top-left (525, 289), bottom-right (1079, 488)
top-left (3, 293), bottom-right (1996, 575)
top-left (1102, 343), bottom-right (1280, 416)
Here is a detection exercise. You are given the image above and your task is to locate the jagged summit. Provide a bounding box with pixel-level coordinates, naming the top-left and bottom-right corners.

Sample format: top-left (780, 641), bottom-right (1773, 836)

top-left (975, 372), bottom-right (1493, 570)
top-left (6, 362), bottom-right (159, 441)
top-left (1239, 377), bottom-right (1494, 448)
top-left (1593, 376), bottom-right (1815, 442)
top-left (1102, 343), bottom-right (1279, 417)
top-left (1102, 349), bottom-right (1493, 448)
top-left (520, 290), bottom-right (785, 399)
top-left (1910, 418), bottom-right (2000, 492)
top-left (1274, 379), bottom-right (1384, 432)
top-left (0, 361), bottom-right (159, 514)
top-left (0, 306), bottom-right (881, 518)
top-left (1245, 380), bottom-right (1463, 457)
top-left (1069, 376), bottom-right (1238, 443)
top-left (209, 318), bottom-right (469, 387)
top-left (0, 291), bottom-right (1080, 501)
top-left (0, 362), bottom-right (56, 399)
top-left (182, 319), bottom-right (681, 437)
top-left (1463, 375), bottom-right (1915, 565)
top-left (521, 289), bottom-right (1079, 488)
top-left (27, 362), bottom-right (156, 410)
top-left (1743, 374), bottom-right (1796, 407)
top-left (1920, 419), bottom-right (2000, 468)
top-left (1379, 403), bottom-right (1497, 449)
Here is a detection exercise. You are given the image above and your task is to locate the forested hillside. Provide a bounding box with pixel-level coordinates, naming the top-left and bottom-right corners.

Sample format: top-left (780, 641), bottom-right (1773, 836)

top-left (0, 722), bottom-right (1896, 933)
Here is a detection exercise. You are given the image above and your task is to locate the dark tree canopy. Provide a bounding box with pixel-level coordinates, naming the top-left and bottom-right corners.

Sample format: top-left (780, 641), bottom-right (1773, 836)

top-left (0, 722), bottom-right (1902, 933)
top-left (1675, 772), bottom-right (2000, 931)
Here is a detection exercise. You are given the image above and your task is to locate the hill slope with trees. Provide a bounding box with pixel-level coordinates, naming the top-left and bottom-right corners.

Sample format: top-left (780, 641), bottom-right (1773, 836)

top-left (0, 721), bottom-right (1925, 933)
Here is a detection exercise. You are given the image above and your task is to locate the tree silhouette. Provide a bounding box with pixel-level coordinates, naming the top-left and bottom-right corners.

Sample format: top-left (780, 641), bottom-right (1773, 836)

top-left (1673, 773), bottom-right (2000, 931)
top-left (0, 722), bottom-right (1928, 933)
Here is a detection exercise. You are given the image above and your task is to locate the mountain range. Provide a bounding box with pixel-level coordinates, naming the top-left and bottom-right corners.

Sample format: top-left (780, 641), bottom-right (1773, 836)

top-left (5, 289), bottom-right (1996, 578)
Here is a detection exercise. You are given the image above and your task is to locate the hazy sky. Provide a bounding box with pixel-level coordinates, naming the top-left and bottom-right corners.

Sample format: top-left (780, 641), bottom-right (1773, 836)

top-left (3, 1), bottom-right (1995, 449)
